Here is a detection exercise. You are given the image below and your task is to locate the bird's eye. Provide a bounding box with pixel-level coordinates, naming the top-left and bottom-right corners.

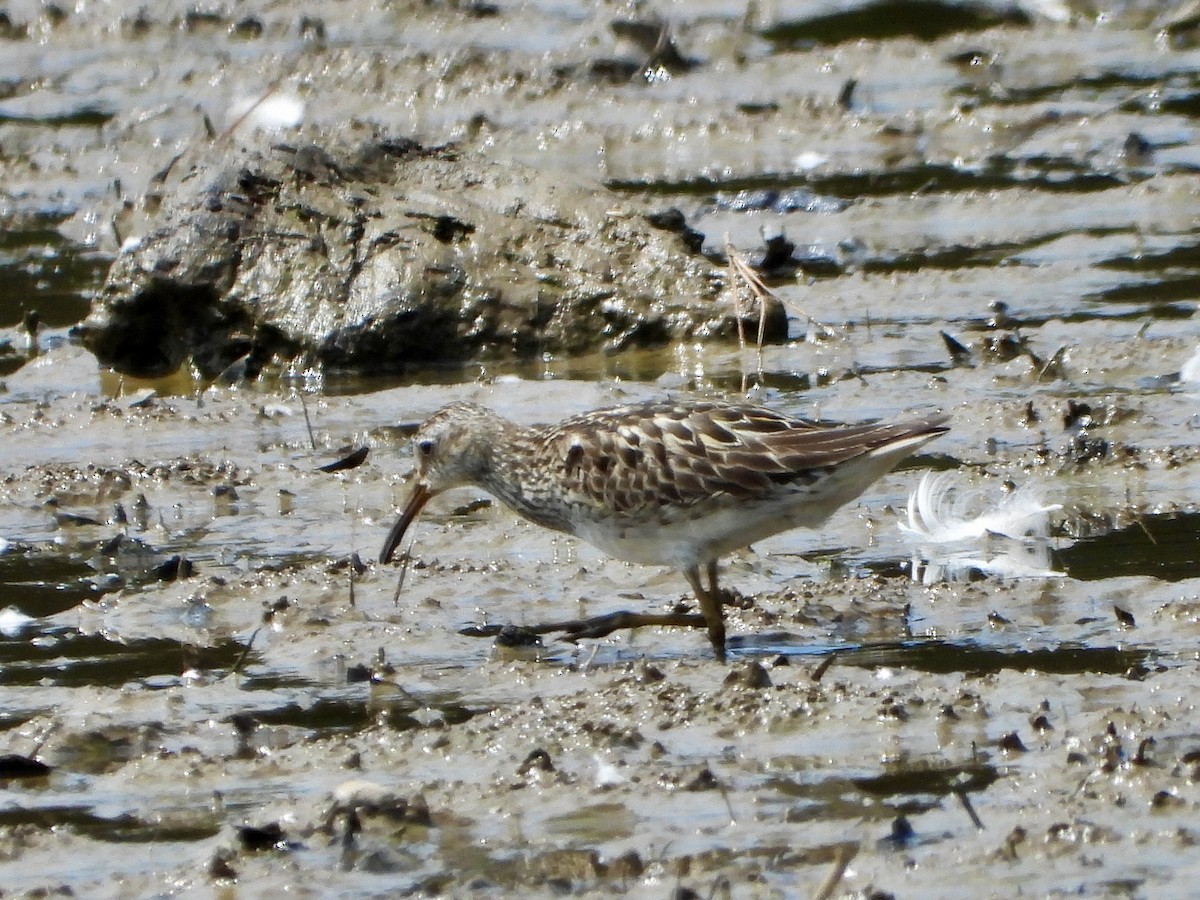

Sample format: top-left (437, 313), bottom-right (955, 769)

top-left (417, 439), bottom-right (434, 457)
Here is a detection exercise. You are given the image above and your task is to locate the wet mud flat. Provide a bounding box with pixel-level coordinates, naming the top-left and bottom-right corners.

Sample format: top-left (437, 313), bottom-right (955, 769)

top-left (3, 0), bottom-right (1200, 897)
top-left (1, 343), bottom-right (1199, 898)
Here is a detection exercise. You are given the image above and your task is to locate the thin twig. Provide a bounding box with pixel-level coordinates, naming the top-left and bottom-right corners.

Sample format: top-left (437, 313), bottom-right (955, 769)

top-left (812, 651), bottom-right (838, 682)
top-left (812, 843), bottom-right (857, 900)
top-left (391, 540), bottom-right (414, 605)
top-left (710, 763), bottom-right (737, 825)
top-left (1035, 345), bottom-right (1067, 382)
top-left (724, 238), bottom-right (839, 344)
top-left (226, 627), bottom-right (261, 680)
top-left (221, 76), bottom-right (286, 138)
top-left (299, 392), bottom-right (317, 450)
top-left (955, 788), bottom-right (985, 829)
top-left (1136, 514), bottom-right (1158, 546)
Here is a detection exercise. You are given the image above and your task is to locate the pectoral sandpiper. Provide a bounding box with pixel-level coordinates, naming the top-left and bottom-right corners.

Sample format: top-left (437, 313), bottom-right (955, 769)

top-left (380, 399), bottom-right (948, 661)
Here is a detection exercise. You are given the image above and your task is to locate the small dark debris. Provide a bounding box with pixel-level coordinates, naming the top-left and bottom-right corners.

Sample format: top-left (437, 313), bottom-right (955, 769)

top-left (837, 77), bottom-right (858, 110)
top-left (0, 754), bottom-right (52, 779)
top-left (1133, 737), bottom-right (1156, 766)
top-left (231, 15), bottom-right (262, 38)
top-left (607, 850), bottom-right (645, 879)
top-left (723, 660), bottom-right (771, 689)
top-left (346, 663), bottom-right (372, 683)
top-left (947, 48), bottom-right (997, 67)
top-left (55, 511), bottom-right (102, 527)
top-left (982, 333), bottom-right (1025, 361)
top-left (100, 533), bottom-right (127, 555)
top-left (328, 553), bottom-right (368, 574)
top-left (266, 596), bottom-right (290, 614)
top-left (811, 652), bottom-right (838, 682)
top-left (1070, 433), bottom-right (1109, 463)
top-left (736, 101), bottom-right (778, 114)
top-left (588, 58), bottom-right (642, 82)
top-left (462, 2), bottom-right (501, 17)
top-left (237, 822), bottom-right (288, 852)
top-left (1030, 714), bottom-right (1052, 732)
top-left (1151, 790), bottom-right (1181, 809)
top-left (209, 850), bottom-right (238, 880)
top-left (184, 9), bottom-right (224, 31)
top-left (941, 330), bottom-right (972, 364)
top-left (759, 232), bottom-right (797, 273)
top-left (518, 749), bottom-right (555, 775)
top-left (404, 211), bottom-right (475, 244)
top-left (298, 15), bottom-right (325, 41)
top-left (318, 445), bottom-right (369, 472)
top-left (643, 207), bottom-right (704, 253)
top-left (1001, 825), bottom-right (1027, 858)
top-left (1122, 131), bottom-right (1153, 162)
top-left (152, 554), bottom-right (195, 582)
top-left (998, 731), bottom-right (1027, 753)
top-left (1114, 605), bottom-right (1135, 627)
top-left (882, 814), bottom-right (915, 846)
top-left (885, 701), bottom-right (910, 722)
top-left (1124, 663), bottom-right (1151, 681)
top-left (683, 765), bottom-right (719, 791)
top-left (1063, 399), bottom-right (1093, 430)
top-left (638, 662), bottom-right (666, 683)
top-left (493, 625), bottom-right (542, 649)
top-left (450, 498), bottom-right (492, 516)
top-left (610, 18), bottom-right (696, 74)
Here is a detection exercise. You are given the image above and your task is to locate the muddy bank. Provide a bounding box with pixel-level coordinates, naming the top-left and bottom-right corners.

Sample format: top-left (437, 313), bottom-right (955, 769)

top-left (79, 135), bottom-right (763, 378)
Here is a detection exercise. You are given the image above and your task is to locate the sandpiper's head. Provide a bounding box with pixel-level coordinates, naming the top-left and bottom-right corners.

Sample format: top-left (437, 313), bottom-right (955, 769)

top-left (379, 402), bottom-right (501, 563)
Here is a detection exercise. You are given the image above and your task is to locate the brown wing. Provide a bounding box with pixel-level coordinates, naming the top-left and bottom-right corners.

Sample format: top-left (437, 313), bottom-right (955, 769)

top-left (538, 400), bottom-right (946, 514)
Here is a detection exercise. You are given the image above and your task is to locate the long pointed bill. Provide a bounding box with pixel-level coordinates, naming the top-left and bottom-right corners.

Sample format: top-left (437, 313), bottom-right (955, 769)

top-left (380, 482), bottom-right (433, 563)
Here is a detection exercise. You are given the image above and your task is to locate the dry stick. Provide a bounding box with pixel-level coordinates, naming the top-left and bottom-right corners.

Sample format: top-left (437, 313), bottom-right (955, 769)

top-left (344, 480), bottom-right (356, 608)
top-left (391, 539), bottom-right (415, 605)
top-left (299, 392), bottom-right (317, 450)
top-left (955, 789), bottom-right (985, 829)
top-left (226, 627), bottom-right (261, 680)
top-left (1136, 513), bottom-right (1158, 546)
top-left (1035, 345), bottom-right (1067, 382)
top-left (724, 238), bottom-right (840, 345)
top-left (221, 75), bottom-right (287, 138)
top-left (725, 239), bottom-right (764, 393)
top-left (811, 651), bottom-right (838, 682)
top-left (711, 764), bottom-right (737, 825)
top-left (812, 843), bottom-right (857, 900)
top-left (725, 237), bottom-right (750, 352)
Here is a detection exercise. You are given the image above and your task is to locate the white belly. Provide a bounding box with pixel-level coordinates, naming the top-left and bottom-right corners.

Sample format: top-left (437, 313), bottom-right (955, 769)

top-left (569, 491), bottom-right (834, 569)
